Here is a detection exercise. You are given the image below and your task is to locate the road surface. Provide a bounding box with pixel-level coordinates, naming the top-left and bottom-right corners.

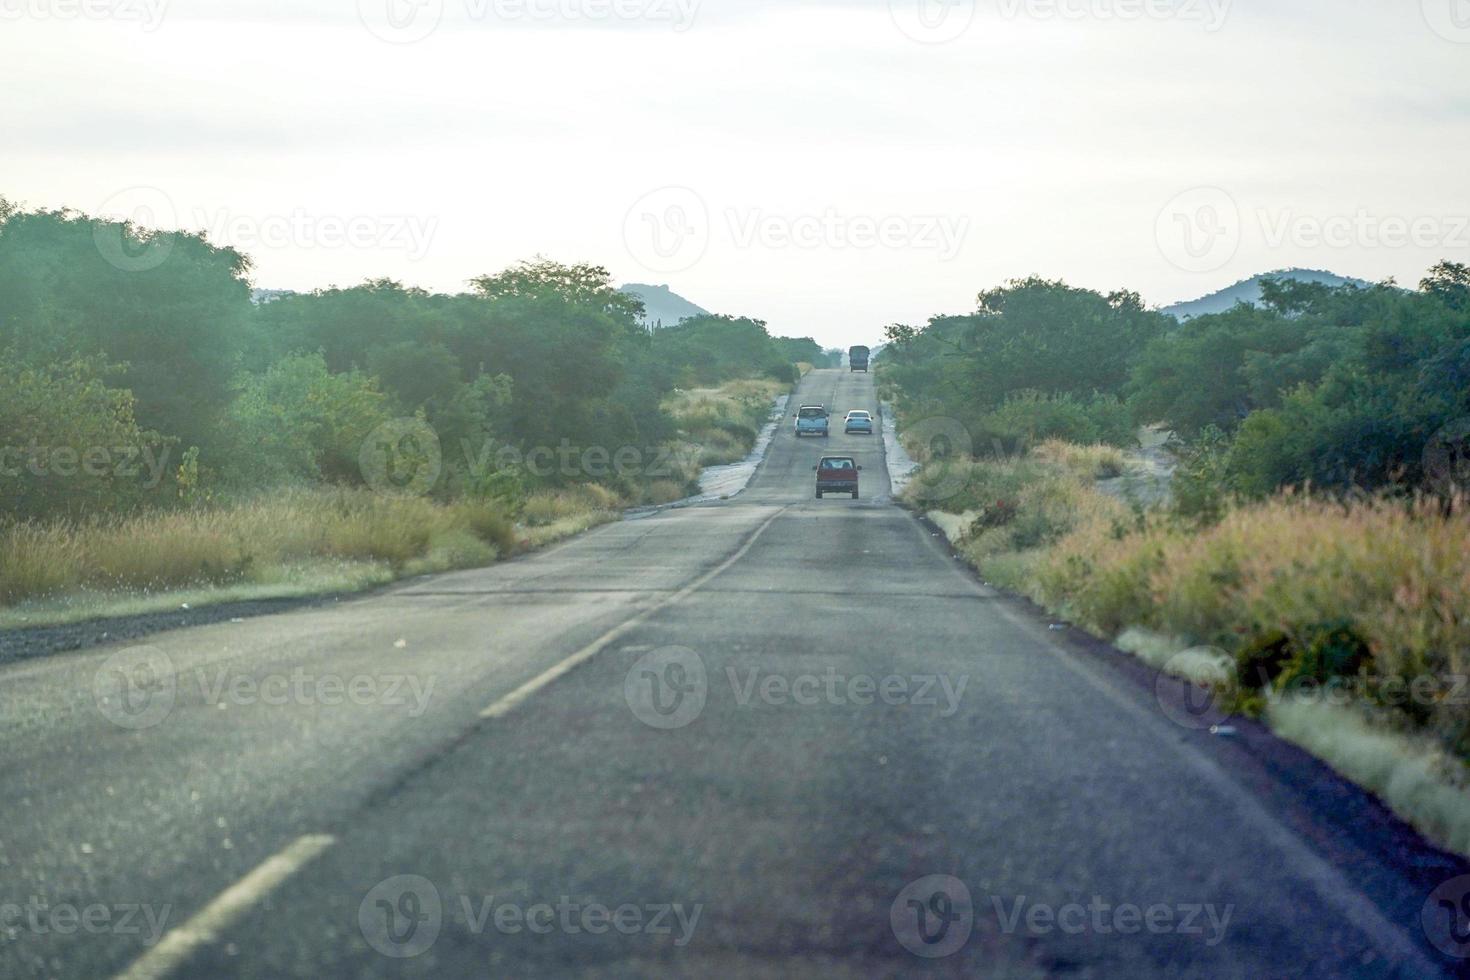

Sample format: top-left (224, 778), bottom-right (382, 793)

top-left (2, 369), bottom-right (1466, 979)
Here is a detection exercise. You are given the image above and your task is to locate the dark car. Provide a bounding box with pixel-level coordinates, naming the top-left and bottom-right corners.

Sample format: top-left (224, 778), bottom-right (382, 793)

top-left (814, 455), bottom-right (861, 499)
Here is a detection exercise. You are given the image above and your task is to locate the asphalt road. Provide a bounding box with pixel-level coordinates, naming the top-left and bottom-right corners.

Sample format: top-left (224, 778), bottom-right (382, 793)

top-left (3, 369), bottom-right (1468, 979)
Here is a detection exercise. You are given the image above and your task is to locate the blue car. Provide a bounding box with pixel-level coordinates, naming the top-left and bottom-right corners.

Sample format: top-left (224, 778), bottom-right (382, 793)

top-left (794, 405), bottom-right (830, 437)
top-left (843, 410), bottom-right (873, 434)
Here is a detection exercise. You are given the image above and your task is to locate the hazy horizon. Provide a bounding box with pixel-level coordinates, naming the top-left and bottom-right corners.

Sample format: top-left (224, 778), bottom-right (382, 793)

top-left (4, 0), bottom-right (1468, 346)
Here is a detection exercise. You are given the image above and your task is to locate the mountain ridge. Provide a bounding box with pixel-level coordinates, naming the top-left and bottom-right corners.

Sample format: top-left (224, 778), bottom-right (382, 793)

top-left (1161, 268), bottom-right (1374, 320)
top-left (619, 283), bottom-right (710, 328)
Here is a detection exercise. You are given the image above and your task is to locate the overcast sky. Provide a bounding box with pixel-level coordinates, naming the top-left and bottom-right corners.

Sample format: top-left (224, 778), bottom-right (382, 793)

top-left (3, 0), bottom-right (1468, 344)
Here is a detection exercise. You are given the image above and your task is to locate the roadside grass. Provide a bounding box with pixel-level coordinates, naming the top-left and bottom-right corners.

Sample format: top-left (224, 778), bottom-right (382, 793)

top-left (0, 489), bottom-right (519, 621)
top-left (1267, 698), bottom-right (1470, 856)
top-left (520, 484), bottom-right (620, 527)
top-left (1, 376), bottom-right (789, 629)
top-left (1037, 494), bottom-right (1470, 718)
top-left (1032, 439), bottom-right (1127, 480)
top-left (516, 485), bottom-right (623, 549)
top-left (665, 378), bottom-right (786, 468)
top-left (0, 492), bottom-right (617, 629)
top-left (904, 439), bottom-right (1470, 856)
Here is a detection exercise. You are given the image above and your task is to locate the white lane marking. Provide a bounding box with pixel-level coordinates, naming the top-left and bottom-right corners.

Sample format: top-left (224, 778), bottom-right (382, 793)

top-left (481, 507), bottom-right (786, 719)
top-left (113, 834), bottom-right (336, 980)
top-left (907, 515), bottom-right (1446, 976)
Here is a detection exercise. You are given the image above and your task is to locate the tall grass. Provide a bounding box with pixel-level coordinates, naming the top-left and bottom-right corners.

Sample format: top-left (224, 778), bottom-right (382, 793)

top-left (907, 441), bottom-right (1470, 758)
top-left (1034, 487), bottom-right (1470, 758)
top-left (664, 378), bottom-right (785, 467)
top-left (520, 484), bottom-right (622, 527)
top-left (900, 436), bottom-right (1470, 853)
top-left (2, 375), bottom-right (789, 618)
top-left (1032, 439), bottom-right (1127, 480)
top-left (902, 450), bottom-right (1133, 555)
top-left (0, 489), bottom-right (518, 606)
top-left (1038, 494), bottom-right (1470, 688)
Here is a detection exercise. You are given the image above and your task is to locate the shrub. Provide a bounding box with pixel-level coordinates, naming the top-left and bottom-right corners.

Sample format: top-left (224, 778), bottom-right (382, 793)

top-left (520, 485), bottom-right (622, 527)
top-left (1170, 426), bottom-right (1234, 522)
top-left (1033, 514), bottom-right (1175, 635)
top-left (975, 391), bottom-right (1136, 453)
top-left (223, 353), bottom-right (393, 487)
top-left (450, 498), bottom-right (517, 556)
top-left (1042, 491), bottom-right (1470, 752)
top-left (0, 356), bottom-right (173, 521)
top-left (316, 495), bottom-right (435, 567)
top-left (1033, 440), bottom-right (1128, 480)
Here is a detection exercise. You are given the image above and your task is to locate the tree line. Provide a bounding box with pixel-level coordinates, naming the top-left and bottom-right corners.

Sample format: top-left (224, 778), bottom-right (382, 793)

top-left (0, 199), bottom-right (828, 521)
top-left (881, 263), bottom-right (1470, 511)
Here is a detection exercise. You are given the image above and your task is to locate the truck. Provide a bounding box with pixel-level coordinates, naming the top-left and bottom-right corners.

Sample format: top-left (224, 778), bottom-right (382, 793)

top-left (849, 345), bottom-right (870, 373)
top-left (794, 404), bottom-right (830, 438)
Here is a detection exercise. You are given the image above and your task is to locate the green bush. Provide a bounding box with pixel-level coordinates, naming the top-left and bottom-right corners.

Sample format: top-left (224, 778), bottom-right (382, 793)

top-left (0, 356), bottom-right (173, 521)
top-left (975, 391), bottom-right (1136, 453)
top-left (1170, 426), bottom-right (1234, 521)
top-left (222, 353), bottom-right (394, 487)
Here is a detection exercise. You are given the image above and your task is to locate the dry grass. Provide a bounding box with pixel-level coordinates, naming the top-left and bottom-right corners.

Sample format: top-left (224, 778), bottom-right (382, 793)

top-left (641, 479), bottom-right (689, 506)
top-left (0, 489), bottom-right (519, 612)
top-left (664, 378), bottom-right (785, 468)
top-left (520, 484), bottom-right (623, 527)
top-left (1269, 698), bottom-right (1470, 857)
top-left (663, 378), bottom-right (785, 425)
top-left (1030, 485), bottom-right (1470, 693)
top-left (0, 375), bottom-right (787, 624)
top-left (910, 448), bottom-right (1470, 713)
top-left (905, 449), bottom-right (1134, 559)
top-left (1032, 439), bottom-right (1127, 480)
top-left (903, 435), bottom-right (1470, 854)
top-left (518, 509), bottom-right (619, 551)
top-left (1040, 494), bottom-right (1470, 687)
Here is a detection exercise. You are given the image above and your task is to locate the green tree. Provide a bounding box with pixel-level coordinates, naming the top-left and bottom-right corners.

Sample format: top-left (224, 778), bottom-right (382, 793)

top-left (0, 205), bottom-right (253, 455)
top-left (223, 353), bottom-right (392, 487)
top-left (0, 355), bottom-right (170, 520)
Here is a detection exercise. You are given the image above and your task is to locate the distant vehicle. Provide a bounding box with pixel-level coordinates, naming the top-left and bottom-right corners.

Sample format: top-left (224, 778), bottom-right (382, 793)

top-left (814, 455), bottom-right (861, 499)
top-left (849, 345), bottom-right (870, 372)
top-left (844, 410), bottom-right (873, 434)
top-left (794, 405), bottom-right (830, 438)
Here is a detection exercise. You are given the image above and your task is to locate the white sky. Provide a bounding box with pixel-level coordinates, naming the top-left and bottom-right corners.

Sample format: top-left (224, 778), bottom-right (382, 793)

top-left (3, 0), bottom-right (1468, 345)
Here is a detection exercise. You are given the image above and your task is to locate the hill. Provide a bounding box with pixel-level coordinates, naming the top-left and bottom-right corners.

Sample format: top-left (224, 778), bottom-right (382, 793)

top-left (620, 283), bottom-right (710, 328)
top-left (1161, 269), bottom-right (1372, 320)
